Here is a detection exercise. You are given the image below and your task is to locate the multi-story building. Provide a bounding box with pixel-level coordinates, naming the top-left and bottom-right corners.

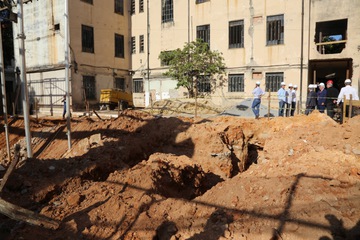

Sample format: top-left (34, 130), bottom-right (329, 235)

top-left (12, 0), bottom-right (132, 113)
top-left (131, 0), bottom-right (360, 108)
top-left (11, 0), bottom-right (360, 112)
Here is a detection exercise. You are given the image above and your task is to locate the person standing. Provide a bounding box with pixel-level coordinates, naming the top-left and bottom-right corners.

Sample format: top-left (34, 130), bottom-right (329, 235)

top-left (286, 84), bottom-right (294, 117)
top-left (317, 83), bottom-right (327, 113)
top-left (337, 79), bottom-right (359, 123)
top-left (305, 84), bottom-right (317, 115)
top-left (251, 81), bottom-right (265, 119)
top-left (291, 85), bottom-right (298, 116)
top-left (277, 82), bottom-right (287, 117)
top-left (325, 80), bottom-right (339, 119)
top-left (62, 94), bottom-right (66, 119)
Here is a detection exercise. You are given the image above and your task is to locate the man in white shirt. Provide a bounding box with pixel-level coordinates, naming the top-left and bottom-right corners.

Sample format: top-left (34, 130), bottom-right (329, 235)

top-left (337, 79), bottom-right (359, 123)
top-left (251, 81), bottom-right (265, 119)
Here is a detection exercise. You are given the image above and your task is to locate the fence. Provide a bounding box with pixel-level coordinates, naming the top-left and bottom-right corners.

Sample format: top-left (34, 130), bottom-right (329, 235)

top-left (343, 95), bottom-right (360, 123)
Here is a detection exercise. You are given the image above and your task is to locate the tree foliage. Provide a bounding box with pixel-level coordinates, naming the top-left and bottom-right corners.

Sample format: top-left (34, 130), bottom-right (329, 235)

top-left (159, 39), bottom-right (226, 97)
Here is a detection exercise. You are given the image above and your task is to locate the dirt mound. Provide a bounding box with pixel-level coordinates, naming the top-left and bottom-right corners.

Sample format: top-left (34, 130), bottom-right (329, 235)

top-left (145, 99), bottom-right (223, 115)
top-left (0, 111), bottom-right (359, 239)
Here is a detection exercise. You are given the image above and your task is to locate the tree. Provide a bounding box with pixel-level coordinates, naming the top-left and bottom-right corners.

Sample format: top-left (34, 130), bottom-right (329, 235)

top-left (159, 39), bottom-right (226, 98)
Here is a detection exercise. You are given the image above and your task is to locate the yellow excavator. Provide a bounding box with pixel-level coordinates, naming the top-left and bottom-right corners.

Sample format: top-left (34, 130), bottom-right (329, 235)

top-left (99, 89), bottom-right (134, 110)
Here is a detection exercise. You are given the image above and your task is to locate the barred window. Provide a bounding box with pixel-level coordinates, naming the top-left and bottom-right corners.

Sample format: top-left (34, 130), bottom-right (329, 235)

top-left (139, 0), bottom-right (144, 12)
top-left (131, 36), bottom-right (136, 54)
top-left (114, 77), bottom-right (125, 91)
top-left (115, 0), bottom-right (124, 15)
top-left (81, 0), bottom-right (93, 4)
top-left (83, 75), bottom-right (96, 100)
top-left (265, 72), bottom-right (283, 92)
top-left (131, 0), bottom-right (135, 15)
top-left (197, 76), bottom-right (211, 93)
top-left (196, 24), bottom-right (210, 46)
top-left (228, 74), bottom-right (244, 92)
top-left (229, 20), bottom-right (244, 48)
top-left (139, 35), bottom-right (144, 53)
top-left (81, 25), bottom-right (94, 53)
top-left (133, 79), bottom-right (144, 93)
top-left (196, 0), bottom-right (209, 4)
top-left (115, 34), bottom-right (124, 58)
top-left (267, 14), bottom-right (284, 45)
top-left (162, 0), bottom-right (173, 23)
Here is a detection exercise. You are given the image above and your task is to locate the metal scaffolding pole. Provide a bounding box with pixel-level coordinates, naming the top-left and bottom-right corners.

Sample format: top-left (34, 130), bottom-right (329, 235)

top-left (64, 0), bottom-right (71, 150)
top-left (0, 23), bottom-right (11, 162)
top-left (17, 0), bottom-right (32, 158)
top-left (147, 0), bottom-right (152, 111)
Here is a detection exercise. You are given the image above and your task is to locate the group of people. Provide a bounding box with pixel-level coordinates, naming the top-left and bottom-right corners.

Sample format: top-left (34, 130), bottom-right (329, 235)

top-left (305, 79), bottom-right (359, 122)
top-left (277, 82), bottom-right (298, 117)
top-left (251, 81), bottom-right (298, 118)
top-left (251, 78), bottom-right (359, 122)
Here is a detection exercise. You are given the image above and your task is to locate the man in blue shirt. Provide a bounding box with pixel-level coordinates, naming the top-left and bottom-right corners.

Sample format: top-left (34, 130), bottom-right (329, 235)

top-left (277, 82), bottom-right (287, 117)
top-left (251, 81), bottom-right (265, 119)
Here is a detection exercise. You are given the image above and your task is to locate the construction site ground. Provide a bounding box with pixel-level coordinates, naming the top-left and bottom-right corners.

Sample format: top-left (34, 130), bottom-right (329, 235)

top-left (0, 100), bottom-right (359, 240)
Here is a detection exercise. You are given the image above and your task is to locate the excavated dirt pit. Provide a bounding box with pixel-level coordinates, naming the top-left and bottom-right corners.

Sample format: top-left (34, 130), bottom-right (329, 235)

top-left (0, 109), bottom-right (359, 240)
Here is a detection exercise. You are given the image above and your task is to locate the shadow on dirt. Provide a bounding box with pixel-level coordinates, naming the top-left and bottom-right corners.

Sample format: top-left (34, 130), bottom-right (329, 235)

top-left (319, 214), bottom-right (360, 240)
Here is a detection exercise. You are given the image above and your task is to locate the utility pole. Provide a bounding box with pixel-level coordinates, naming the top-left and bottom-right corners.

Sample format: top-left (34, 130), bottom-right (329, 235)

top-left (0, 21), bottom-right (11, 162)
top-left (299, 0), bottom-right (305, 109)
top-left (64, 0), bottom-right (71, 150)
top-left (17, 0), bottom-right (32, 158)
top-left (147, 0), bottom-right (152, 111)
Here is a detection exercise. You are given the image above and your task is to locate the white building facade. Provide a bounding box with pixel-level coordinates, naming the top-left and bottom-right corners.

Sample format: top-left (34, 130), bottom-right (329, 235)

top-left (130, 0), bottom-right (360, 108)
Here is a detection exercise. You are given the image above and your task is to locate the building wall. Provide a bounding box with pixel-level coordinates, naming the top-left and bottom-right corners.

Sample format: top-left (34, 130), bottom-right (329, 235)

top-left (130, 0), bottom-right (360, 108)
top-left (68, 0), bottom-right (132, 109)
top-left (13, 0), bottom-right (132, 112)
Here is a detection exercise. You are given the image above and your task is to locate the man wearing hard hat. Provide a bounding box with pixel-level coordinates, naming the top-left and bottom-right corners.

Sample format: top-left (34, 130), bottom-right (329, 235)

top-left (325, 80), bottom-right (339, 119)
top-left (277, 82), bottom-right (287, 117)
top-left (305, 84), bottom-right (317, 115)
top-left (251, 81), bottom-right (265, 119)
top-left (317, 83), bottom-right (327, 113)
top-left (337, 79), bottom-right (359, 123)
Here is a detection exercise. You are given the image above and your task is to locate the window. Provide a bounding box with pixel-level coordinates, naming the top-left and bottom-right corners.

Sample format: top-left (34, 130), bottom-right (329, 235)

top-left (131, 36), bottom-right (136, 54)
top-left (229, 20), bottom-right (244, 48)
top-left (139, 0), bottom-right (144, 12)
top-left (133, 79), bottom-right (144, 93)
top-left (162, 0), bottom-right (173, 23)
top-left (139, 35), bottom-right (144, 53)
top-left (197, 76), bottom-right (211, 93)
top-left (131, 0), bottom-right (135, 15)
top-left (315, 19), bottom-right (347, 54)
top-left (83, 76), bottom-right (96, 100)
top-left (197, 25), bottom-right (210, 46)
top-left (265, 72), bottom-right (283, 92)
top-left (54, 23), bottom-right (60, 31)
top-left (115, 34), bottom-right (124, 58)
top-left (196, 0), bottom-right (210, 4)
top-left (81, 0), bottom-right (93, 4)
top-left (82, 25), bottom-right (94, 53)
top-left (114, 77), bottom-right (125, 91)
top-left (266, 14), bottom-right (284, 45)
top-left (115, 0), bottom-right (124, 15)
top-left (228, 74), bottom-right (244, 92)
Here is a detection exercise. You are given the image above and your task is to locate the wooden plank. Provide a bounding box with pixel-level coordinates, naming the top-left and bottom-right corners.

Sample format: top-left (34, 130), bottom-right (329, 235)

top-left (92, 109), bottom-right (103, 121)
top-left (345, 100), bottom-right (360, 107)
top-left (343, 96), bottom-right (346, 123)
top-left (0, 198), bottom-right (59, 229)
top-left (349, 95), bottom-right (353, 119)
top-left (0, 144), bottom-right (20, 192)
top-left (315, 40), bottom-right (347, 46)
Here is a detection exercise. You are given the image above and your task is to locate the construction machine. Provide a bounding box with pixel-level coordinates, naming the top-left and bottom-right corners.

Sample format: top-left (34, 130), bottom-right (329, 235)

top-left (99, 89), bottom-right (134, 110)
